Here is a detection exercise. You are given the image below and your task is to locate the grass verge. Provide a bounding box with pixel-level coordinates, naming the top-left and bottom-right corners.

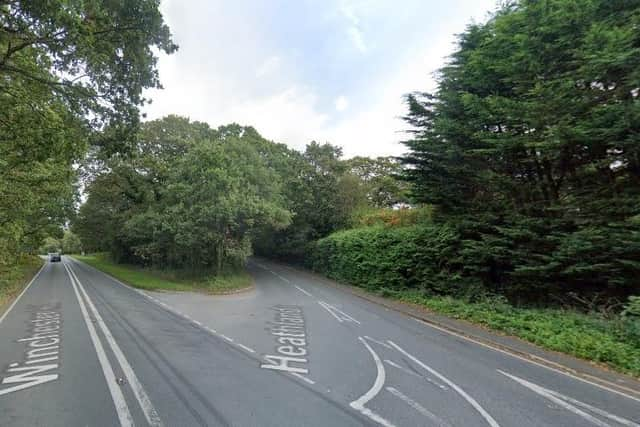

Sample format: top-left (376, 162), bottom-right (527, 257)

top-left (73, 253), bottom-right (253, 295)
top-left (0, 255), bottom-right (44, 314)
top-left (387, 289), bottom-right (640, 377)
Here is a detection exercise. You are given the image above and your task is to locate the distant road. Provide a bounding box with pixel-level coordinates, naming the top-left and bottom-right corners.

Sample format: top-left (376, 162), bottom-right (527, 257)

top-left (0, 256), bottom-right (638, 426)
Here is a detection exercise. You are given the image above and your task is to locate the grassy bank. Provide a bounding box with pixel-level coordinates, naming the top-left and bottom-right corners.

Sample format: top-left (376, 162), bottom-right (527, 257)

top-left (0, 255), bottom-right (43, 313)
top-left (382, 289), bottom-right (640, 377)
top-left (73, 253), bottom-right (253, 295)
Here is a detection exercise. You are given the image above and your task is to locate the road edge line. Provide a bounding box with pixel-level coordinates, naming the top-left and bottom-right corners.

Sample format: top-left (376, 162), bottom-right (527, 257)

top-left (63, 263), bottom-right (134, 427)
top-left (66, 263), bottom-right (164, 427)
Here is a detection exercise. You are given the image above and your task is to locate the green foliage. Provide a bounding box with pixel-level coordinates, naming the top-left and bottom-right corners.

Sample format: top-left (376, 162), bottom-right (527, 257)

top-left (61, 230), bottom-right (82, 254)
top-left (76, 117), bottom-right (291, 272)
top-left (400, 0), bottom-right (640, 303)
top-left (0, 255), bottom-right (42, 310)
top-left (39, 237), bottom-right (61, 254)
top-left (396, 292), bottom-right (640, 376)
top-left (74, 254), bottom-right (252, 295)
top-left (0, 1), bottom-right (175, 269)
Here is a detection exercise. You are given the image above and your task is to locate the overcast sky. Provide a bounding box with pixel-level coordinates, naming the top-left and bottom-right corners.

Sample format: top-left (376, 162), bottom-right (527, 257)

top-left (142, 0), bottom-right (498, 157)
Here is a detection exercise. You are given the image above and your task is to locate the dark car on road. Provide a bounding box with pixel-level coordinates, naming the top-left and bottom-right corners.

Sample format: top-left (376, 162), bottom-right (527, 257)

top-left (49, 252), bottom-right (61, 262)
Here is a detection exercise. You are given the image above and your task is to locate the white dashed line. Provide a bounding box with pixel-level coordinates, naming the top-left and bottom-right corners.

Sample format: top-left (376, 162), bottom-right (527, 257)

top-left (413, 318), bottom-right (640, 403)
top-left (294, 285), bottom-right (313, 297)
top-left (350, 337), bottom-right (396, 427)
top-left (219, 334), bottom-right (234, 343)
top-left (388, 340), bottom-right (500, 427)
top-left (236, 344), bottom-right (256, 354)
top-left (291, 372), bottom-right (316, 385)
top-left (387, 387), bottom-right (451, 426)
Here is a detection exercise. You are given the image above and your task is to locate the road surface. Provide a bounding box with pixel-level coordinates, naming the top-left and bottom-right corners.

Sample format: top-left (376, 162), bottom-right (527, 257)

top-left (0, 256), bottom-right (638, 426)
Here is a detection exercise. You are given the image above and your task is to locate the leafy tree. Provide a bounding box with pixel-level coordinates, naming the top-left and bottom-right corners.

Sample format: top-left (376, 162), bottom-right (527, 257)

top-left (401, 0), bottom-right (640, 302)
top-left (61, 230), bottom-right (82, 254)
top-left (346, 156), bottom-right (410, 207)
top-left (1, 1), bottom-right (176, 266)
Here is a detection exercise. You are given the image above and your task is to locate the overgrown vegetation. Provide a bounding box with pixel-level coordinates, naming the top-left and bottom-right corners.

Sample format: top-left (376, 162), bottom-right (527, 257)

top-left (0, 255), bottom-right (42, 311)
top-left (74, 254), bottom-right (252, 294)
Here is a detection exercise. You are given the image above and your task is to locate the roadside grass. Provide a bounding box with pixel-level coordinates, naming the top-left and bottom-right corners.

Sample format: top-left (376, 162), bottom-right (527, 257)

top-left (0, 255), bottom-right (43, 314)
top-left (73, 253), bottom-right (253, 295)
top-left (388, 289), bottom-right (640, 377)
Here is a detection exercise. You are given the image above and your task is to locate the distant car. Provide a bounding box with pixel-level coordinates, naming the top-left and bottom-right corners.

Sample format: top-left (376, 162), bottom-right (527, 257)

top-left (49, 252), bottom-right (61, 262)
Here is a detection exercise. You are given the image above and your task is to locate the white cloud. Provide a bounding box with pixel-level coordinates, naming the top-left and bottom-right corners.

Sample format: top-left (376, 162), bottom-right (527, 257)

top-left (144, 0), bottom-right (497, 158)
top-left (256, 56), bottom-right (281, 77)
top-left (335, 96), bottom-right (349, 112)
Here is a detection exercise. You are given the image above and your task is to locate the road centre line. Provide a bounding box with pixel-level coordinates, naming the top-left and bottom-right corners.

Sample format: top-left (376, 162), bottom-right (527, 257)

top-left (363, 335), bottom-right (392, 349)
top-left (350, 336), bottom-right (396, 427)
top-left (294, 285), bottom-right (313, 297)
top-left (498, 370), bottom-right (640, 427)
top-left (388, 340), bottom-right (500, 427)
top-left (63, 263), bottom-right (134, 427)
top-left (0, 261), bottom-right (46, 325)
top-left (386, 387), bottom-right (451, 427)
top-left (291, 372), bottom-right (316, 385)
top-left (66, 263), bottom-right (163, 427)
top-left (383, 359), bottom-right (448, 390)
top-left (318, 301), bottom-right (361, 324)
top-left (235, 343), bottom-right (255, 354)
top-left (413, 318), bottom-right (640, 403)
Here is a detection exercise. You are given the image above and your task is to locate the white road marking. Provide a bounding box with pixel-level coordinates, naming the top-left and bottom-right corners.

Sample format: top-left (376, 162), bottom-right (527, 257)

top-left (388, 340), bottom-right (500, 427)
top-left (364, 335), bottom-right (392, 349)
top-left (413, 318), bottom-right (640, 403)
top-left (387, 386), bottom-right (451, 426)
top-left (318, 301), bottom-right (361, 324)
top-left (498, 370), bottom-right (639, 427)
top-left (0, 262), bottom-right (46, 325)
top-left (383, 359), bottom-right (448, 390)
top-left (294, 285), bottom-right (313, 297)
top-left (66, 264), bottom-right (164, 427)
top-left (236, 343), bottom-right (255, 353)
top-left (291, 372), bottom-right (316, 385)
top-left (192, 320), bottom-right (202, 326)
top-left (350, 336), bottom-right (396, 427)
top-left (63, 263), bottom-right (134, 427)
top-left (219, 334), bottom-right (234, 343)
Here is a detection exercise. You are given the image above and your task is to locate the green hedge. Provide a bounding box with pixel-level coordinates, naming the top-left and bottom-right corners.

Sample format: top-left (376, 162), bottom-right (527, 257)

top-left (309, 224), bottom-right (475, 295)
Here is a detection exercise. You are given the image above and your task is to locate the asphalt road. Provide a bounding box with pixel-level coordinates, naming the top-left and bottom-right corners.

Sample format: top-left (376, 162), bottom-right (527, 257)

top-left (0, 256), bottom-right (638, 426)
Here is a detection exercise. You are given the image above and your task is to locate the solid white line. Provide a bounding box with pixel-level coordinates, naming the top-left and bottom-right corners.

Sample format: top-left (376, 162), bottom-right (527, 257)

top-left (318, 301), bottom-right (361, 324)
top-left (350, 337), bottom-right (396, 427)
top-left (498, 370), bottom-right (639, 427)
top-left (219, 334), bottom-right (234, 343)
top-left (364, 335), bottom-right (392, 349)
top-left (413, 318), bottom-right (640, 403)
top-left (388, 340), bottom-right (500, 427)
top-left (66, 264), bottom-right (164, 427)
top-left (318, 301), bottom-right (344, 322)
top-left (384, 359), bottom-right (422, 378)
top-left (383, 359), bottom-right (448, 390)
top-left (294, 285), bottom-right (313, 297)
top-left (291, 372), bottom-right (316, 385)
top-left (0, 261), bottom-right (46, 325)
top-left (236, 343), bottom-right (256, 354)
top-left (63, 263), bottom-right (134, 427)
top-left (387, 386), bottom-right (451, 426)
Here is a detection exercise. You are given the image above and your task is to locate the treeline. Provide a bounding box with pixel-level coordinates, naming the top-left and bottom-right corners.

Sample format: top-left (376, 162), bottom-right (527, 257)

top-left (0, 1), bottom-right (175, 269)
top-left (74, 116), bottom-right (407, 272)
top-left (312, 0), bottom-right (640, 308)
